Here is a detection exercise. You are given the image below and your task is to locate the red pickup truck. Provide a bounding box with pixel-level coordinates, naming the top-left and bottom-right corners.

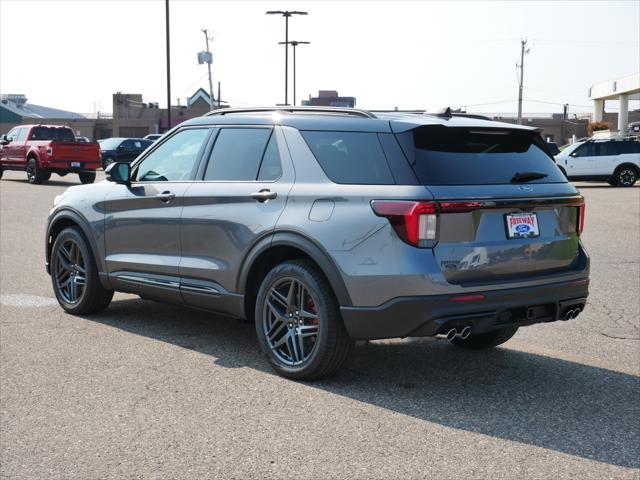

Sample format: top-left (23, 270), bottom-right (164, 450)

top-left (0, 124), bottom-right (101, 184)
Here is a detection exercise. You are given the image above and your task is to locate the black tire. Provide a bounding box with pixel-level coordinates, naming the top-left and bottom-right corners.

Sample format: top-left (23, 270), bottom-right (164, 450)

top-left (78, 171), bottom-right (96, 184)
top-left (50, 227), bottom-right (113, 315)
top-left (255, 260), bottom-right (353, 380)
top-left (450, 326), bottom-right (519, 350)
top-left (26, 158), bottom-right (48, 184)
top-left (102, 157), bottom-right (115, 170)
top-left (0, 165), bottom-right (3, 179)
top-left (613, 166), bottom-right (638, 187)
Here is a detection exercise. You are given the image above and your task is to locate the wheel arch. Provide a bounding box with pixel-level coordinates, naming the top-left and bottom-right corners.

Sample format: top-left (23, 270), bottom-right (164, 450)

top-left (613, 162), bottom-right (640, 175)
top-left (238, 231), bottom-right (352, 321)
top-left (46, 209), bottom-right (107, 285)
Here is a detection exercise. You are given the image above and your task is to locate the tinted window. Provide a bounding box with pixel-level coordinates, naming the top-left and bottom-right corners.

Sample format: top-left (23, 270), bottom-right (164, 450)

top-left (204, 128), bottom-right (272, 181)
top-left (402, 126), bottom-right (566, 185)
top-left (573, 143), bottom-right (595, 157)
top-left (29, 127), bottom-right (75, 142)
top-left (596, 142), bottom-right (619, 156)
top-left (257, 133), bottom-right (282, 181)
top-left (136, 128), bottom-right (209, 182)
top-left (301, 131), bottom-right (394, 185)
top-left (620, 141), bottom-right (640, 154)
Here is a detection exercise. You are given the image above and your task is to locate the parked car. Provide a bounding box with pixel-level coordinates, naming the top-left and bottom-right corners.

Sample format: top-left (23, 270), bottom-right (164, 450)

top-left (554, 139), bottom-right (640, 186)
top-left (98, 137), bottom-right (153, 169)
top-left (46, 107), bottom-right (589, 380)
top-left (144, 134), bottom-right (163, 141)
top-left (76, 136), bottom-right (90, 143)
top-left (0, 124), bottom-right (101, 184)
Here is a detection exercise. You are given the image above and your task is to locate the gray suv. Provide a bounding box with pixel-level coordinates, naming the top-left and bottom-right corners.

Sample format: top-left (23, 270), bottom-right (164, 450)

top-left (46, 107), bottom-right (590, 379)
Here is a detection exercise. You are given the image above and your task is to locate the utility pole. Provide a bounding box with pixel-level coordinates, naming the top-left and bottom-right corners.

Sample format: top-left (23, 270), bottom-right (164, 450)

top-left (516, 39), bottom-right (530, 125)
top-left (278, 40), bottom-right (310, 106)
top-left (266, 10), bottom-right (308, 105)
top-left (165, 0), bottom-right (172, 130)
top-left (217, 81), bottom-right (221, 109)
top-left (201, 29), bottom-right (215, 111)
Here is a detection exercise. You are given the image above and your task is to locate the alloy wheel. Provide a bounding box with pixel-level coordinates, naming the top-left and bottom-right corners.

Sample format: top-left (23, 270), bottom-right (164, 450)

top-left (262, 277), bottom-right (320, 366)
top-left (54, 239), bottom-right (87, 304)
top-left (618, 169), bottom-right (636, 186)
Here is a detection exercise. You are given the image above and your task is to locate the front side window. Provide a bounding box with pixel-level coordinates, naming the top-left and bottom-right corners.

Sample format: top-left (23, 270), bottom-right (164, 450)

top-left (135, 128), bottom-right (210, 182)
top-left (5, 128), bottom-right (18, 142)
top-left (573, 143), bottom-right (595, 157)
top-left (204, 128), bottom-right (273, 181)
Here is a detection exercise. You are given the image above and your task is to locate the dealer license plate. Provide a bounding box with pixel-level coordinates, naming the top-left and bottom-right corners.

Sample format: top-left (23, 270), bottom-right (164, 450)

top-left (505, 212), bottom-right (540, 239)
top-left (71, 162), bottom-right (81, 168)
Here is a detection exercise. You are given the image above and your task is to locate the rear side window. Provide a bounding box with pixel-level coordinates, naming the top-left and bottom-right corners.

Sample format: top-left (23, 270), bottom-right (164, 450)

top-left (596, 142), bottom-right (619, 156)
top-left (301, 131), bottom-right (394, 184)
top-left (398, 126), bottom-right (567, 185)
top-left (16, 128), bottom-right (28, 141)
top-left (29, 127), bottom-right (75, 142)
top-left (205, 128), bottom-right (272, 181)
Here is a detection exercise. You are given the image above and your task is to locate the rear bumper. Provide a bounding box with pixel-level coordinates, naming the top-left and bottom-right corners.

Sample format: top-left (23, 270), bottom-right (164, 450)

top-left (340, 278), bottom-right (589, 340)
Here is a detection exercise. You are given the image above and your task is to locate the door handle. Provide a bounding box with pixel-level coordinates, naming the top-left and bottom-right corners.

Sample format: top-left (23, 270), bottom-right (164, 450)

top-left (250, 189), bottom-right (277, 202)
top-left (156, 191), bottom-right (175, 202)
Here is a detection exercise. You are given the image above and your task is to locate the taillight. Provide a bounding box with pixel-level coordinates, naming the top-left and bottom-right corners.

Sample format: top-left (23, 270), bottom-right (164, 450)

top-left (371, 200), bottom-right (438, 247)
top-left (577, 198), bottom-right (585, 236)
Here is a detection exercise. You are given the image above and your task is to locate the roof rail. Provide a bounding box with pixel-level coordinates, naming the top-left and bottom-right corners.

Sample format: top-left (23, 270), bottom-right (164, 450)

top-left (206, 106), bottom-right (377, 119)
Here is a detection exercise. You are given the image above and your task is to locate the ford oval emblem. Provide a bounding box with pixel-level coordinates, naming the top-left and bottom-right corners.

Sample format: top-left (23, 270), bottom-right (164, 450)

top-left (518, 185), bottom-right (533, 192)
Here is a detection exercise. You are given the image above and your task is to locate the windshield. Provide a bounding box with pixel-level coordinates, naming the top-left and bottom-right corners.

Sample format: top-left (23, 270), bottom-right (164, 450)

top-left (29, 127), bottom-right (75, 142)
top-left (98, 138), bottom-right (122, 150)
top-left (398, 126), bottom-right (566, 185)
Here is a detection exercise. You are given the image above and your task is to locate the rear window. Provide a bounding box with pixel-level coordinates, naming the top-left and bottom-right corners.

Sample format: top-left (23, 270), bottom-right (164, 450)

top-left (398, 126), bottom-right (566, 185)
top-left (301, 131), bottom-right (395, 185)
top-left (29, 127), bottom-right (75, 142)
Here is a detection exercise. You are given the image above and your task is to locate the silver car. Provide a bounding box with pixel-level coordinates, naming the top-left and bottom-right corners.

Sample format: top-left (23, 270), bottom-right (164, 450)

top-left (46, 107), bottom-right (590, 379)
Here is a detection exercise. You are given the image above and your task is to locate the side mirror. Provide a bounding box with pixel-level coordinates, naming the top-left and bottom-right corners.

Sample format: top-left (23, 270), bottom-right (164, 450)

top-left (570, 152), bottom-right (577, 157)
top-left (105, 162), bottom-right (131, 184)
top-left (0, 135), bottom-right (9, 146)
top-left (117, 144), bottom-right (125, 151)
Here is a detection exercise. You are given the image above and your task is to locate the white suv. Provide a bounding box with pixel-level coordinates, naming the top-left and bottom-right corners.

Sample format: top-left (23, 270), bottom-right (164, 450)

top-left (555, 139), bottom-right (640, 186)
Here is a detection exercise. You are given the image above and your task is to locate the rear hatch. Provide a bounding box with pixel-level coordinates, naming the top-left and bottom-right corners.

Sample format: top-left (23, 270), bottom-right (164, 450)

top-left (395, 125), bottom-right (584, 285)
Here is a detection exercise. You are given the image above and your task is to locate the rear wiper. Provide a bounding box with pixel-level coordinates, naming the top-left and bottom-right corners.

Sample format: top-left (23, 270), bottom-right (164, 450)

top-left (511, 171), bottom-right (548, 183)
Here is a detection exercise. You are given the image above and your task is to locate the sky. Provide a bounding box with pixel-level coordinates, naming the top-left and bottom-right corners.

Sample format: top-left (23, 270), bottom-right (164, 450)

top-left (1, 0), bottom-right (638, 117)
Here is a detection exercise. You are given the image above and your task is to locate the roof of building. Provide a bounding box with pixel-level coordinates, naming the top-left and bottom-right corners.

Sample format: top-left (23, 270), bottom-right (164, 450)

top-left (183, 106), bottom-right (538, 133)
top-left (187, 88), bottom-right (214, 108)
top-left (0, 94), bottom-right (86, 119)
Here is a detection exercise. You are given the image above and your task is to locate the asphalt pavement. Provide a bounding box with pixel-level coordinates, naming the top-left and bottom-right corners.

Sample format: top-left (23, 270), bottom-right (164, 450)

top-left (1, 170), bottom-right (638, 479)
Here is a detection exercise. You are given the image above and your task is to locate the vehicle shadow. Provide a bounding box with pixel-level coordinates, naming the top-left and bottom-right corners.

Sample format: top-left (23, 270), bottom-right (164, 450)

top-left (1, 178), bottom-right (82, 187)
top-left (82, 298), bottom-right (639, 469)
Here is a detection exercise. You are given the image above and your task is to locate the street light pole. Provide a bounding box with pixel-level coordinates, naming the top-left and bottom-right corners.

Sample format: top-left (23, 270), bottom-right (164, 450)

top-left (266, 10), bottom-right (308, 105)
top-left (279, 40), bottom-right (310, 106)
top-left (165, 0), bottom-right (171, 130)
